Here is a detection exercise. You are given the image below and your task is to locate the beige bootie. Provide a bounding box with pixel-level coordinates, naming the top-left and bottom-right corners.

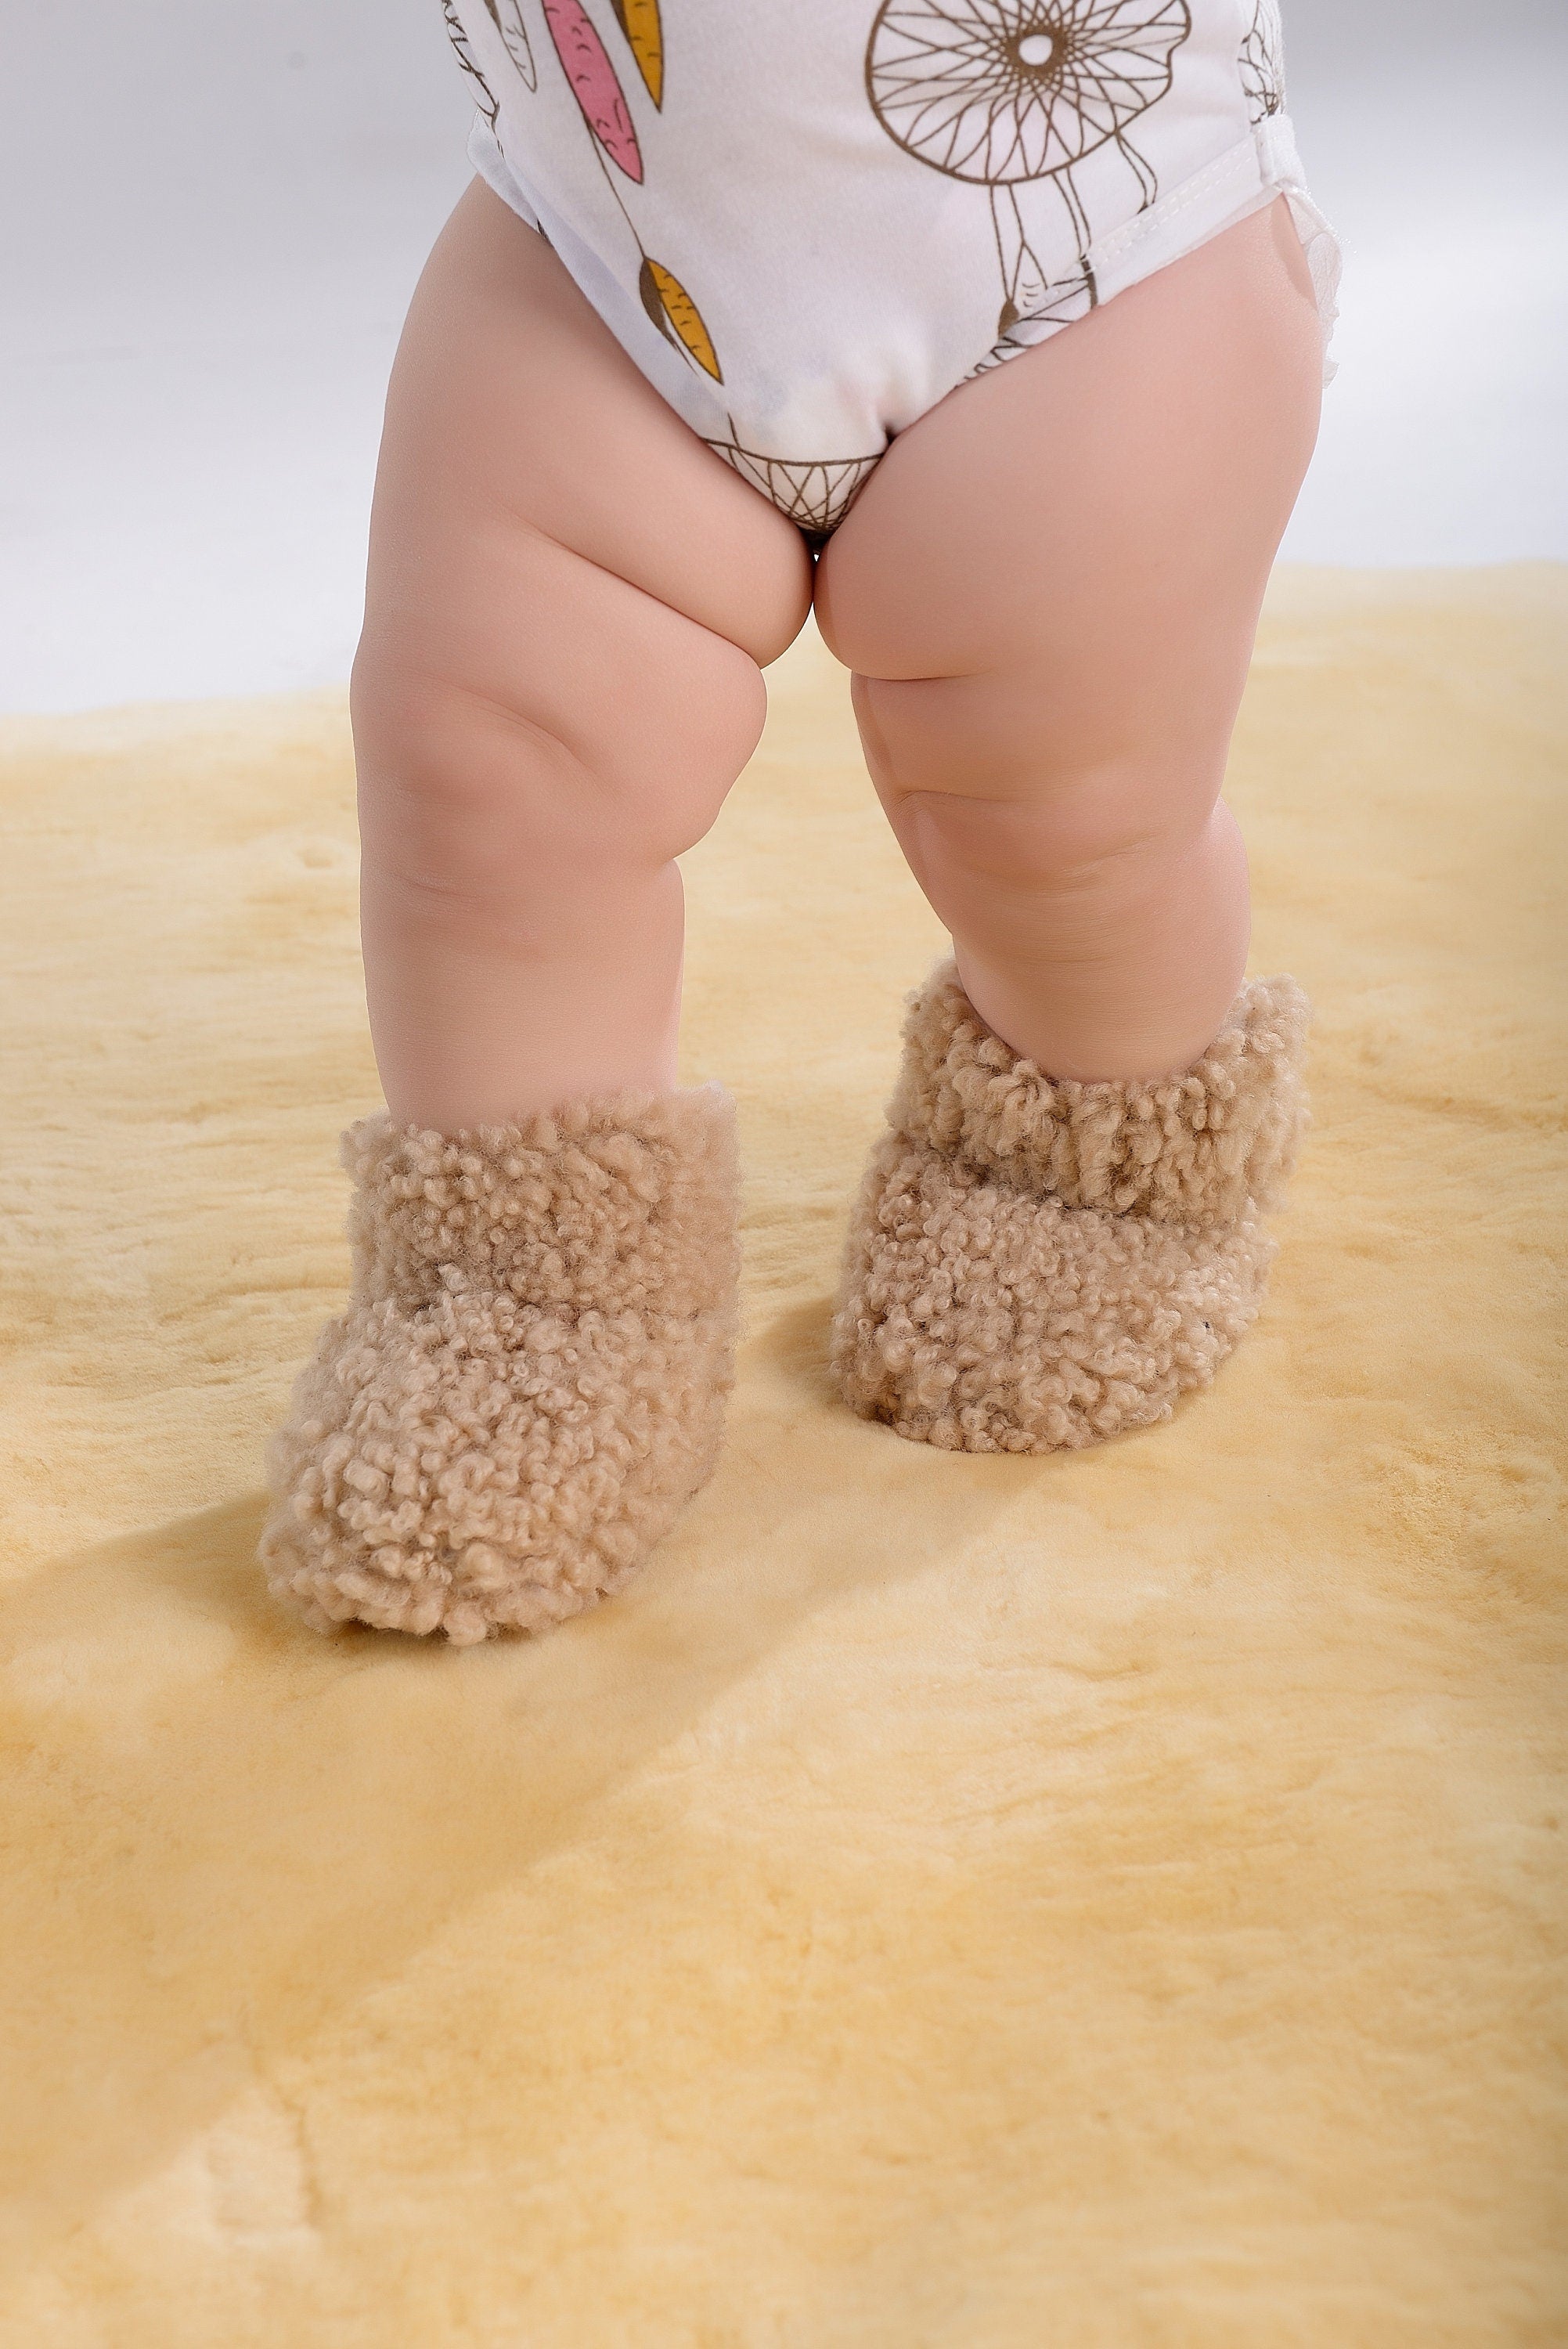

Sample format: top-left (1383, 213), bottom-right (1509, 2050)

top-left (831, 963), bottom-right (1310, 1454)
top-left (261, 1085), bottom-right (740, 1644)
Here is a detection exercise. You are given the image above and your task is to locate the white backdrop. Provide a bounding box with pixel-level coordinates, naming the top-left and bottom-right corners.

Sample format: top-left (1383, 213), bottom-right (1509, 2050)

top-left (2, 0), bottom-right (1563, 712)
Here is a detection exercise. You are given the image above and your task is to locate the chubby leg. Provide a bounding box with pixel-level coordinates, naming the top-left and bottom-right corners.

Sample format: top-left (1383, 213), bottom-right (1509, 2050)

top-left (814, 199), bottom-right (1321, 1084)
top-left (354, 179), bottom-right (811, 1130)
top-left (263, 183), bottom-right (813, 1642)
top-left (823, 204), bottom-right (1321, 1452)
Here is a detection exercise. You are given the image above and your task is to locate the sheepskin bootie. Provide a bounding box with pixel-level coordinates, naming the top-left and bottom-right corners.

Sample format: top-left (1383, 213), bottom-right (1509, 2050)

top-left (261, 1085), bottom-right (740, 1644)
top-left (831, 963), bottom-right (1310, 1453)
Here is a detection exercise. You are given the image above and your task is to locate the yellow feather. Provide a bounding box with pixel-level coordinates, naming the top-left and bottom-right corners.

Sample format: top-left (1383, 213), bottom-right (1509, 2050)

top-left (646, 259), bottom-right (722, 381)
top-left (611, 0), bottom-right (663, 106)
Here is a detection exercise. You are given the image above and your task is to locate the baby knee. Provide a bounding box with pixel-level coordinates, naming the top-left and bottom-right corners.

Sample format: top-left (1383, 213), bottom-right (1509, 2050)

top-left (858, 676), bottom-right (1224, 896)
top-left (351, 642), bottom-right (755, 879)
top-left (907, 787), bottom-right (1191, 900)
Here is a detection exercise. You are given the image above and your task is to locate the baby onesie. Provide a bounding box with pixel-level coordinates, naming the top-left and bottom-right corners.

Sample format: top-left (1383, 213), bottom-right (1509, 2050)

top-left (443, 0), bottom-right (1339, 533)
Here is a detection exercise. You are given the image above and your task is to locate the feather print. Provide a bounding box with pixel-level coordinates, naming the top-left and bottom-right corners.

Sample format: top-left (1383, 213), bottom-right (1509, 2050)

top-left (638, 258), bottom-right (723, 381)
top-left (990, 187), bottom-right (1051, 334)
top-left (441, 0), bottom-right (500, 125)
top-left (482, 0), bottom-right (537, 90)
top-left (540, 0), bottom-right (643, 180)
top-left (610, 0), bottom-right (664, 106)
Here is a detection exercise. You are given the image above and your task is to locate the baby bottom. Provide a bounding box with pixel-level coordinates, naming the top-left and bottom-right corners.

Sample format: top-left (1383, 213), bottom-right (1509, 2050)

top-left (352, 176), bottom-right (1323, 1127)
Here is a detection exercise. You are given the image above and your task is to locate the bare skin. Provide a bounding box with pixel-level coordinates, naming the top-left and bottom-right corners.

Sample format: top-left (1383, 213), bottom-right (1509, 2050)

top-left (354, 179), bottom-right (1321, 1127)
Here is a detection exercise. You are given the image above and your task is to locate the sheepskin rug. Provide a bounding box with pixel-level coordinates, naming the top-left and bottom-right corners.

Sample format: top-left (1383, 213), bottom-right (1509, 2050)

top-left (1, 568), bottom-right (1563, 2345)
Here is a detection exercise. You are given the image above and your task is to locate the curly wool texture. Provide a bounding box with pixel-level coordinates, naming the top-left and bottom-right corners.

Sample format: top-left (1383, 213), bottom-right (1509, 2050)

top-left (889, 963), bottom-right (1310, 1221)
top-left (261, 1085), bottom-right (740, 1644)
top-left (833, 965), bottom-right (1310, 1453)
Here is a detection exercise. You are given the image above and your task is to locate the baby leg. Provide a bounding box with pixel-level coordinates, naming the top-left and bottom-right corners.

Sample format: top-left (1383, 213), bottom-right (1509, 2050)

top-left (352, 179), bottom-right (811, 1131)
top-left (824, 203), bottom-right (1322, 1452)
top-left (815, 199), bottom-right (1322, 1085)
top-left (263, 183), bottom-right (813, 1641)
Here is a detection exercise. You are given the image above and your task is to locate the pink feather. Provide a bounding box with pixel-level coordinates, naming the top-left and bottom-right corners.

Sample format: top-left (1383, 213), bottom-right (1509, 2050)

top-left (541, 0), bottom-right (643, 182)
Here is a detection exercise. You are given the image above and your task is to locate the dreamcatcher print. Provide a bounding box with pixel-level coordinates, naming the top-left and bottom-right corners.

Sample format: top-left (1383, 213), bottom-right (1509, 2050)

top-left (1238, 0), bottom-right (1285, 124)
top-left (698, 442), bottom-right (888, 539)
top-left (442, 0), bottom-right (1299, 539)
top-left (866, 0), bottom-right (1191, 341)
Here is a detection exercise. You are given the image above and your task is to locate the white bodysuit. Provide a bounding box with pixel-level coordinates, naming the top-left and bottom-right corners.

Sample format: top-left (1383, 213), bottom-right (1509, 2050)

top-left (444, 0), bottom-right (1339, 535)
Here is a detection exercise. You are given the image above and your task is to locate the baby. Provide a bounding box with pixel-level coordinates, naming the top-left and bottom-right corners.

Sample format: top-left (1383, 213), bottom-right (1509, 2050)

top-left (261, 0), bottom-right (1339, 1643)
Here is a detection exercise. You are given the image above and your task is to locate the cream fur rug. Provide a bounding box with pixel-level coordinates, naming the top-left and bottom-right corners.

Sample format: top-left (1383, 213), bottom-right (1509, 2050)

top-left (1, 570), bottom-right (1564, 2345)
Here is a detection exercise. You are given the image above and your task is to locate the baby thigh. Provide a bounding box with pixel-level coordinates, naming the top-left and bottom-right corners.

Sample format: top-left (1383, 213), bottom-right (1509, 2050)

top-left (814, 200), bottom-right (1323, 1084)
top-left (351, 181), bottom-right (813, 1129)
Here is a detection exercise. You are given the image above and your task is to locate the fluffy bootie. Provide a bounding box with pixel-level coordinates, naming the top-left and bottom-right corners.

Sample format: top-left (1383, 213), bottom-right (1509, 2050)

top-left (261, 1085), bottom-right (740, 1644)
top-left (831, 963), bottom-right (1310, 1454)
